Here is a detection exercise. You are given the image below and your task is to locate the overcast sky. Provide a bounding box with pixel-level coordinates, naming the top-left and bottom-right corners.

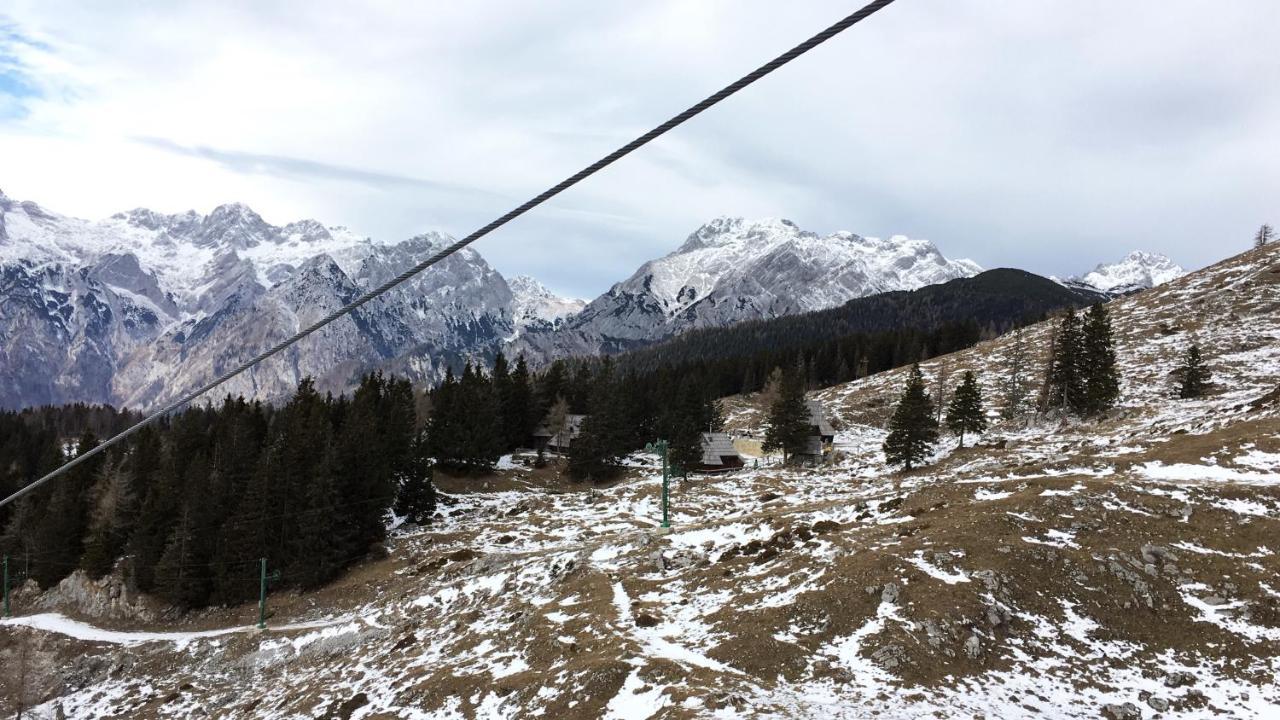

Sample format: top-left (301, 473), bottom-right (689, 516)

top-left (1, 1), bottom-right (1276, 299)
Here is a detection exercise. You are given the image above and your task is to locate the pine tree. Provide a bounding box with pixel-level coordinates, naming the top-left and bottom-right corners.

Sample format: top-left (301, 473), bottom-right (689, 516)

top-left (1178, 343), bottom-right (1211, 398)
top-left (1255, 223), bottom-right (1274, 248)
top-left (999, 328), bottom-right (1031, 420)
top-left (568, 365), bottom-right (630, 481)
top-left (1045, 308), bottom-right (1087, 414)
top-left (762, 363), bottom-right (811, 463)
top-left (945, 371), bottom-right (987, 447)
top-left (153, 503), bottom-right (207, 607)
top-left (883, 364), bottom-right (938, 470)
top-left (504, 355), bottom-right (537, 450)
top-left (1081, 303), bottom-right (1120, 415)
top-left (666, 377), bottom-right (708, 477)
top-left (394, 434), bottom-right (437, 525)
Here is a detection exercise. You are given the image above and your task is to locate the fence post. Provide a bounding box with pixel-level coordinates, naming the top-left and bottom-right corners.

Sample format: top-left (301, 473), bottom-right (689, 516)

top-left (3, 554), bottom-right (9, 618)
top-left (257, 558), bottom-right (267, 630)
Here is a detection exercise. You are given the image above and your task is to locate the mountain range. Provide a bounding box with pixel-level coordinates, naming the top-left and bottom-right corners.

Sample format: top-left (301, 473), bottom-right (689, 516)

top-left (0, 188), bottom-right (1185, 410)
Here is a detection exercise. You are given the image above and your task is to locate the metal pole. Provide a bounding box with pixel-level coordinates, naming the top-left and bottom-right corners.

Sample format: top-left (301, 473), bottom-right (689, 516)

top-left (661, 440), bottom-right (670, 529)
top-left (3, 554), bottom-right (9, 618)
top-left (257, 558), bottom-right (267, 630)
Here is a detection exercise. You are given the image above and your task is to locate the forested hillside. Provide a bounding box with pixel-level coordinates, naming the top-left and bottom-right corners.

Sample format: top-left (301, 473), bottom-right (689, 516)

top-left (0, 374), bottom-right (429, 609)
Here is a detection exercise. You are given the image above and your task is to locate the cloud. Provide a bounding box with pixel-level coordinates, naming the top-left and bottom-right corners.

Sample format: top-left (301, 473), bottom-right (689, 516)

top-left (0, 1), bottom-right (1277, 298)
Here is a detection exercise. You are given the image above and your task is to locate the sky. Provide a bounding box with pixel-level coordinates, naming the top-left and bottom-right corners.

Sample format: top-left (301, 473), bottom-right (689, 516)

top-left (0, 1), bottom-right (1277, 299)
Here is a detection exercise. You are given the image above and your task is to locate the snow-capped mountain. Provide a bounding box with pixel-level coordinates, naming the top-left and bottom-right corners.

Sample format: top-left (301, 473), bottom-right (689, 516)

top-left (1070, 251), bottom-right (1186, 295)
top-left (0, 189), bottom-right (531, 410)
top-left (516, 217), bottom-right (981, 357)
top-left (1, 190), bottom-right (1021, 410)
top-left (507, 275), bottom-right (585, 335)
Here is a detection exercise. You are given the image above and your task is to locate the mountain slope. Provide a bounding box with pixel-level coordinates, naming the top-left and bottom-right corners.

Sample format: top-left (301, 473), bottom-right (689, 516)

top-left (515, 217), bottom-right (981, 358)
top-left (619, 268), bottom-right (1106, 372)
top-left (6, 243), bottom-right (1277, 718)
top-left (0, 191), bottom-right (529, 409)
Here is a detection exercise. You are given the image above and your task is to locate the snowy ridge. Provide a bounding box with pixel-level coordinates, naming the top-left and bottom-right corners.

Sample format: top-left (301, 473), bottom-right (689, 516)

top-left (507, 275), bottom-right (585, 329)
top-left (1072, 250), bottom-right (1186, 294)
top-left (516, 216), bottom-right (982, 358)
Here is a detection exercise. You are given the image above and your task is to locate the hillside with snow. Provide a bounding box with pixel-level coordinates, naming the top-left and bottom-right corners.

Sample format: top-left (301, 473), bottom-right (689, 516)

top-left (3, 241), bottom-right (1277, 718)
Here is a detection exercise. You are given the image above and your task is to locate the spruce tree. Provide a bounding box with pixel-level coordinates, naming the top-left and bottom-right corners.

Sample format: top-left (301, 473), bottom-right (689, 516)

top-left (1045, 308), bottom-right (1087, 414)
top-left (394, 434), bottom-right (437, 525)
top-left (883, 364), bottom-right (938, 470)
top-left (945, 371), bottom-right (987, 447)
top-left (1178, 343), bottom-right (1211, 398)
top-left (1081, 303), bottom-right (1120, 415)
top-left (568, 365), bottom-right (629, 481)
top-left (762, 363), bottom-right (810, 463)
top-left (504, 355), bottom-right (537, 450)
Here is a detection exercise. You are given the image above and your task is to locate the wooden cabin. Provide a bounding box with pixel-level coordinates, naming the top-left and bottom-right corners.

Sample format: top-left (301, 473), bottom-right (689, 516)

top-left (532, 413), bottom-right (587, 453)
top-left (695, 432), bottom-right (744, 473)
top-left (797, 400), bottom-right (836, 462)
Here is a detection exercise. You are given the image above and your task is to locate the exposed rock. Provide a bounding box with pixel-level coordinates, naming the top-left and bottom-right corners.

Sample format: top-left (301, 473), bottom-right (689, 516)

top-left (1101, 702), bottom-right (1142, 720)
top-left (880, 583), bottom-right (900, 604)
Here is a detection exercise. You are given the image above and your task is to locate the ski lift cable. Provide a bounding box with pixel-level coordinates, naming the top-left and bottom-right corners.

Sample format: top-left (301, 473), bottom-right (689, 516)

top-left (0, 0), bottom-right (898, 510)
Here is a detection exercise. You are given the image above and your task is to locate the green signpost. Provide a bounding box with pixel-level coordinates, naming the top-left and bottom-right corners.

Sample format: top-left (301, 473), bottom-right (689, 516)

top-left (644, 439), bottom-right (671, 529)
top-left (258, 558), bottom-right (268, 629)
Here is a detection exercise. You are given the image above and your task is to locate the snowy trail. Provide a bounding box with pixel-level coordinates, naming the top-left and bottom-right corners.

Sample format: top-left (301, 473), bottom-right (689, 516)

top-left (0, 612), bottom-right (351, 646)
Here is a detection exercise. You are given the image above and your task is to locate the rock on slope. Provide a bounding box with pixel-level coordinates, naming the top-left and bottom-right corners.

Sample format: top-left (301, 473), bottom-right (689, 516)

top-left (516, 217), bottom-right (981, 357)
top-left (4, 243), bottom-right (1278, 718)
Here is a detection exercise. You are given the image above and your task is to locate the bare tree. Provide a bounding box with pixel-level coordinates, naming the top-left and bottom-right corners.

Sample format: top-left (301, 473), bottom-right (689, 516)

top-left (1000, 328), bottom-right (1032, 421)
top-left (933, 359), bottom-right (950, 424)
top-left (1255, 223), bottom-right (1274, 248)
top-left (544, 396), bottom-right (570, 457)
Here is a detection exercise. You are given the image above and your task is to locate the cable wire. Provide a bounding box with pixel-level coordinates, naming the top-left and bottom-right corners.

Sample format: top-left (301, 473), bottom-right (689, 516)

top-left (0, 0), bottom-right (898, 510)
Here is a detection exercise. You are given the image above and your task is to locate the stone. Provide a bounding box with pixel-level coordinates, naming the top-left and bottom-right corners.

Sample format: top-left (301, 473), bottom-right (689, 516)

top-left (880, 583), bottom-right (900, 604)
top-left (1146, 696), bottom-right (1169, 712)
top-left (1101, 702), bottom-right (1142, 720)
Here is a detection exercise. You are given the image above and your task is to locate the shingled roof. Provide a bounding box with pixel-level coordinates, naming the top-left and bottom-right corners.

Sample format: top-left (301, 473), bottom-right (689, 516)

top-left (699, 432), bottom-right (740, 467)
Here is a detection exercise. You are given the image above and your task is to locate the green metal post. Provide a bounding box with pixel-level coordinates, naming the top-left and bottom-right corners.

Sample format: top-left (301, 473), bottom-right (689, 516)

top-left (645, 440), bottom-right (672, 529)
top-left (3, 554), bottom-right (9, 618)
top-left (257, 558), bottom-right (267, 630)
top-left (661, 441), bottom-right (670, 528)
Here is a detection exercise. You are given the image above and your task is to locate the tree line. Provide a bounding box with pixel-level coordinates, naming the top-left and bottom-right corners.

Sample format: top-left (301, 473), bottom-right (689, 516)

top-left (0, 373), bottom-right (434, 608)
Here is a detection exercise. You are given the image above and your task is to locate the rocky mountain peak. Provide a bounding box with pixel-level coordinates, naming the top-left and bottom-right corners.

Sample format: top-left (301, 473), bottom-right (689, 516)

top-left (1077, 251), bottom-right (1185, 293)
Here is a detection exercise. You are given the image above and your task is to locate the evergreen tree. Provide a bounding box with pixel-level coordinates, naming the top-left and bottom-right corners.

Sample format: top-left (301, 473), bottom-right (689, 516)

top-left (666, 377), bottom-right (708, 477)
top-left (394, 434), bottom-right (437, 525)
top-left (1178, 343), bottom-right (1211, 398)
top-left (883, 364), bottom-right (938, 470)
top-left (503, 355), bottom-right (537, 450)
top-left (1081, 303), bottom-right (1120, 415)
top-left (458, 363), bottom-right (504, 472)
top-left (1045, 308), bottom-right (1087, 414)
top-left (762, 363), bottom-right (810, 463)
top-left (945, 371), bottom-right (987, 447)
top-left (1256, 223), bottom-right (1274, 248)
top-left (568, 365), bottom-right (629, 480)
top-left (152, 502), bottom-right (208, 607)
top-left (80, 456), bottom-right (136, 579)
